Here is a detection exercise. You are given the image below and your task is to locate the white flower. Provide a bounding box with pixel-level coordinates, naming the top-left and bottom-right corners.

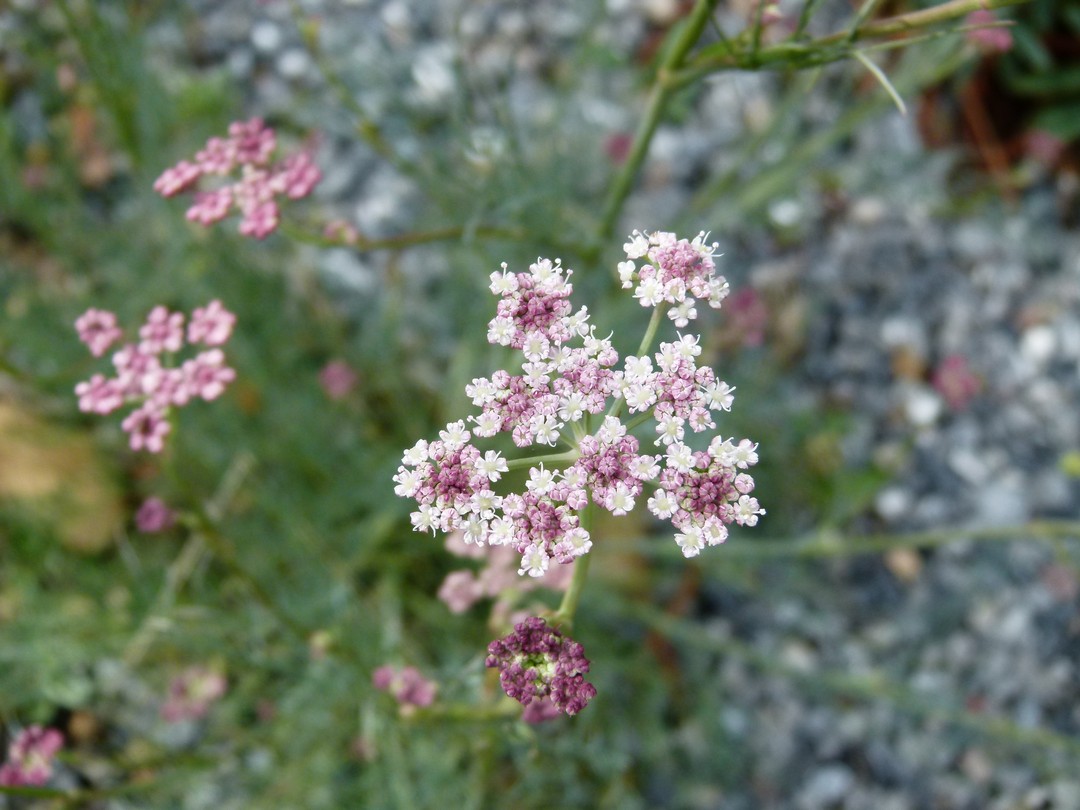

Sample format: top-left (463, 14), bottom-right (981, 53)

top-left (624, 383), bottom-right (656, 413)
top-left (676, 527), bottom-right (706, 558)
top-left (518, 544), bottom-right (550, 577)
top-left (702, 518), bottom-right (729, 546)
top-left (655, 412), bottom-right (685, 446)
top-left (521, 333), bottom-right (550, 362)
top-left (623, 355), bottom-right (653, 380)
top-left (606, 482), bottom-right (635, 516)
top-left (487, 316), bottom-right (515, 345)
top-left (475, 450), bottom-right (508, 482)
top-left (617, 260), bottom-right (636, 287)
top-left (564, 527), bottom-right (592, 557)
top-left (488, 516), bottom-right (515, 546)
top-left (470, 411), bottom-right (502, 437)
top-left (410, 504), bottom-right (440, 534)
top-left (647, 490), bottom-right (677, 519)
top-left (439, 420), bottom-right (470, 449)
top-left (521, 361), bottom-right (551, 389)
top-left (623, 231), bottom-right (649, 259)
top-left (565, 307), bottom-right (590, 336)
top-left (466, 377), bottom-right (497, 405)
top-left (402, 440), bottom-right (429, 466)
top-left (630, 454), bottom-right (660, 480)
top-left (597, 415), bottom-right (626, 444)
top-left (462, 513), bottom-right (488, 545)
top-left (393, 467), bottom-right (422, 497)
top-left (704, 380), bottom-right (734, 411)
top-left (732, 439), bottom-right (759, 468)
top-left (533, 415), bottom-right (561, 445)
top-left (489, 264), bottom-right (518, 295)
top-left (526, 463), bottom-right (556, 495)
top-left (558, 392), bottom-right (587, 422)
top-left (666, 441), bottom-right (694, 472)
top-left (673, 333), bottom-right (701, 359)
top-left (634, 277), bottom-right (663, 307)
top-left (735, 495), bottom-right (764, 526)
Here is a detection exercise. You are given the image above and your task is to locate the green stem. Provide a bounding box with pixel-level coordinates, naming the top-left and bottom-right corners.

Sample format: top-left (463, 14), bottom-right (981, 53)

top-left (596, 0), bottom-right (721, 243)
top-left (672, 0), bottom-right (1028, 88)
top-left (606, 303), bottom-right (668, 421)
top-left (554, 504), bottom-right (594, 629)
top-left (281, 222), bottom-right (526, 252)
top-left (506, 449), bottom-right (579, 471)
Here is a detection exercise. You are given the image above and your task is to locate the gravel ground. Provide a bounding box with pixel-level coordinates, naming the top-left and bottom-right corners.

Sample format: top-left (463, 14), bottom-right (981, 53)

top-left (24, 0), bottom-right (1080, 806)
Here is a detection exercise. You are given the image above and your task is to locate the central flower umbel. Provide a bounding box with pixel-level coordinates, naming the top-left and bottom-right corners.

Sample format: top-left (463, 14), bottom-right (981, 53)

top-left (486, 617), bottom-right (596, 716)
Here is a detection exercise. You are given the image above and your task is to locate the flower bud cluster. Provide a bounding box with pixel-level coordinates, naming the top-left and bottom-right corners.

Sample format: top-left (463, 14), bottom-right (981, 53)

top-left (161, 666), bottom-right (227, 723)
top-left (154, 118), bottom-right (320, 239)
top-left (485, 617), bottom-right (596, 717)
top-left (74, 301), bottom-right (236, 453)
top-left (372, 665), bottom-right (438, 710)
top-left (395, 235), bottom-right (763, 575)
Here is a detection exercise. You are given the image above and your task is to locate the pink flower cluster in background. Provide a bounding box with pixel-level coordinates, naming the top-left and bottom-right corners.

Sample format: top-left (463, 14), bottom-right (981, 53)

top-left (394, 235), bottom-right (762, 577)
top-left (372, 665), bottom-right (438, 711)
top-left (0, 725), bottom-right (63, 787)
top-left (75, 301), bottom-right (237, 453)
top-left (437, 530), bottom-right (573, 615)
top-left (154, 118), bottom-right (321, 239)
top-left (135, 496), bottom-right (177, 533)
top-left (964, 10), bottom-right (1013, 54)
top-left (161, 666), bottom-right (228, 723)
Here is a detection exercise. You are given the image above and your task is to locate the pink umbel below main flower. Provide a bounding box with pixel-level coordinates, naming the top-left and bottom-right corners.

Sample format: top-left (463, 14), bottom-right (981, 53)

top-left (486, 617), bottom-right (596, 717)
top-left (75, 308), bottom-right (123, 357)
top-left (74, 302), bottom-right (237, 453)
top-left (0, 725), bottom-right (64, 787)
top-left (154, 117), bottom-right (321, 239)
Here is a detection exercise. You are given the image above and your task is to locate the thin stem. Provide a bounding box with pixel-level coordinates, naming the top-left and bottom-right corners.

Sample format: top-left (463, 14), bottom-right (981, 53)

top-left (606, 303), bottom-right (668, 421)
top-left (281, 222), bottom-right (527, 252)
top-left (554, 503), bottom-right (593, 629)
top-left (505, 449), bottom-right (579, 471)
top-left (596, 0), bottom-right (721, 243)
top-left (671, 0), bottom-right (1028, 89)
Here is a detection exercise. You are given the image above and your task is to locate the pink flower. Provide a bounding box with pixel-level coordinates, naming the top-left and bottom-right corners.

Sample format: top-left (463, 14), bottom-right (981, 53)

top-left (932, 355), bottom-right (981, 411)
top-left (75, 308), bottom-right (123, 357)
top-left (319, 360), bottom-right (358, 400)
top-left (136, 496), bottom-right (176, 533)
top-left (182, 349), bottom-right (236, 401)
top-left (74, 301), bottom-right (236, 453)
top-left (156, 118), bottom-right (319, 239)
top-left (486, 617), bottom-right (596, 716)
top-left (965, 10), bottom-right (1013, 54)
top-left (161, 666), bottom-right (227, 722)
top-left (372, 665), bottom-right (437, 710)
top-left (139, 306), bottom-right (185, 354)
top-left (122, 403), bottom-right (170, 453)
top-left (0, 726), bottom-right (63, 787)
top-left (187, 300), bottom-right (236, 346)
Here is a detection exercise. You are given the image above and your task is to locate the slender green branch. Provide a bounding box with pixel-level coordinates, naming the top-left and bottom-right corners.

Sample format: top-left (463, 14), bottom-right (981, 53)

top-left (505, 449), bottom-right (580, 471)
top-left (596, 0), bottom-right (721, 243)
top-left (854, 50), bottom-right (907, 115)
top-left (672, 0), bottom-right (1028, 89)
top-left (606, 303), bottom-right (668, 421)
top-left (554, 503), bottom-right (594, 629)
top-left (281, 222), bottom-right (527, 252)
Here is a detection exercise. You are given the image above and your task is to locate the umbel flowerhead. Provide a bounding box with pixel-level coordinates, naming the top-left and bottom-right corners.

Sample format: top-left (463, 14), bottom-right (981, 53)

top-left (75, 301), bottom-right (237, 452)
top-left (394, 231), bottom-right (763, 576)
top-left (486, 617), bottom-right (596, 717)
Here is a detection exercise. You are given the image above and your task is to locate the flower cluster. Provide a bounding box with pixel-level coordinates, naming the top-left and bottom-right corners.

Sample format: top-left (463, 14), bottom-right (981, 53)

top-left (485, 617), bottom-right (596, 717)
top-left (395, 238), bottom-right (762, 578)
top-left (372, 665), bottom-right (438, 711)
top-left (135, 496), bottom-right (176, 533)
top-left (438, 530), bottom-right (572, 616)
top-left (619, 230), bottom-right (729, 327)
top-left (154, 118), bottom-right (321, 239)
top-left (161, 666), bottom-right (227, 723)
top-left (0, 726), bottom-right (63, 787)
top-left (75, 301), bottom-right (236, 453)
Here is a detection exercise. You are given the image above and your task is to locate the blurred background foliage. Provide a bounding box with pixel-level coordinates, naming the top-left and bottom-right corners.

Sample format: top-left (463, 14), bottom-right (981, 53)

top-left (1, 0), bottom-right (1078, 807)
